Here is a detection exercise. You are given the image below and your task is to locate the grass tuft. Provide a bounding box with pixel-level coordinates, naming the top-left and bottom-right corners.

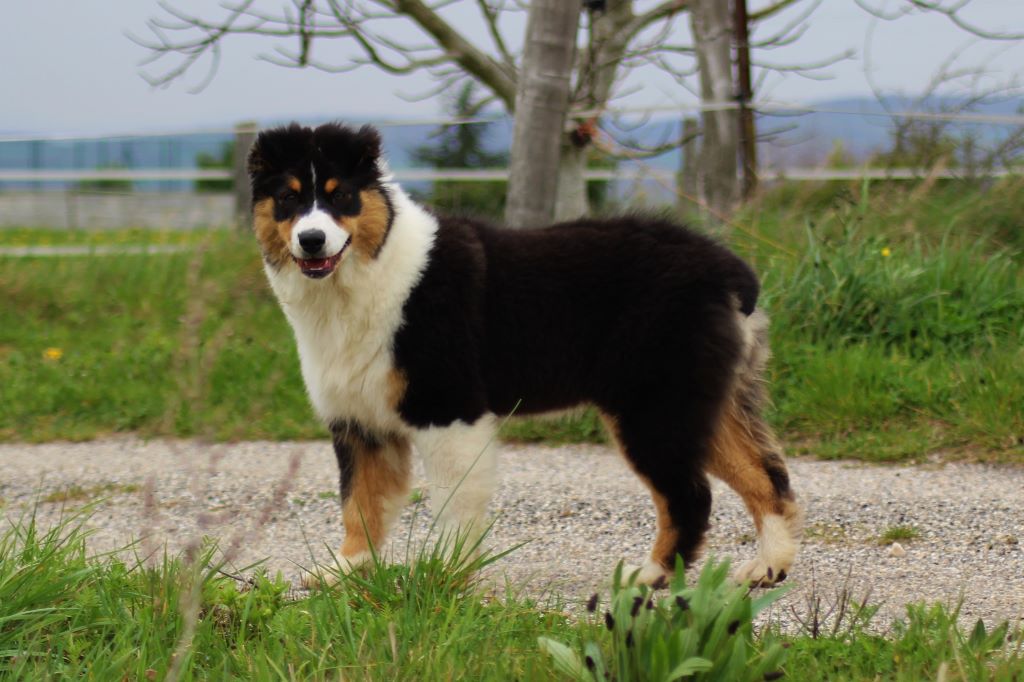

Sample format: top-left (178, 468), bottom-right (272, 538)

top-left (878, 524), bottom-right (922, 545)
top-left (41, 482), bottom-right (141, 504)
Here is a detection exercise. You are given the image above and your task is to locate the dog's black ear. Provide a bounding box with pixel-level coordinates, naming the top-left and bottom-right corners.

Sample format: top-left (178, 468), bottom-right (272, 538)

top-left (248, 123), bottom-right (313, 179)
top-left (353, 125), bottom-right (383, 172)
top-left (314, 123), bottom-right (385, 183)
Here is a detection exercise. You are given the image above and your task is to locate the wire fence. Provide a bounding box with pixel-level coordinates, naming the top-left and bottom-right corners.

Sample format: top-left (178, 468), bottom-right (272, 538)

top-left (1, 166), bottom-right (1018, 184)
top-left (2, 100), bottom-right (1021, 229)
top-left (3, 99), bottom-right (1024, 144)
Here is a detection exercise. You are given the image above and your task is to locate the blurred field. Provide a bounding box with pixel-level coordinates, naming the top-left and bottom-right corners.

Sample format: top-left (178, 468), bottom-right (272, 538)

top-left (1, 178), bottom-right (1022, 461)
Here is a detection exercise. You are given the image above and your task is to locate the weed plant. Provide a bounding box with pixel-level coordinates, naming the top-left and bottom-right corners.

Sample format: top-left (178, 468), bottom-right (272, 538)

top-left (539, 558), bottom-right (790, 681)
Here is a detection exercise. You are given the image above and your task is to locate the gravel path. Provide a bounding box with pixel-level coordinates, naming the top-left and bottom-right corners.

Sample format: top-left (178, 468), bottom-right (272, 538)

top-left (1, 438), bottom-right (1021, 630)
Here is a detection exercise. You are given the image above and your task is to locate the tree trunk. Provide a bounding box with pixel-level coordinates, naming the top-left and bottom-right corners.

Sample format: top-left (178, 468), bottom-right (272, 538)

top-left (690, 0), bottom-right (739, 226)
top-left (554, 0), bottom-right (637, 222)
top-left (554, 142), bottom-right (588, 221)
top-left (504, 1), bottom-right (580, 228)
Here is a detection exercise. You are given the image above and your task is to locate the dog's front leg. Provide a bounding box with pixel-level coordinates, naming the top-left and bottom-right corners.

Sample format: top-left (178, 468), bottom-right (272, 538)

top-left (413, 415), bottom-right (499, 558)
top-left (305, 421), bottom-right (412, 587)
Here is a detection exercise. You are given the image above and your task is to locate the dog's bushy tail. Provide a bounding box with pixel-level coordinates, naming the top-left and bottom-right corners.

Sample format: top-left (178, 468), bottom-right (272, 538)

top-left (711, 309), bottom-right (803, 530)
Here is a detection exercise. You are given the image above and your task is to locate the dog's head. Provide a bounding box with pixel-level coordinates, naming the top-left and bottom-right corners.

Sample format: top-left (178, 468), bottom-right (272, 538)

top-left (247, 122), bottom-right (394, 278)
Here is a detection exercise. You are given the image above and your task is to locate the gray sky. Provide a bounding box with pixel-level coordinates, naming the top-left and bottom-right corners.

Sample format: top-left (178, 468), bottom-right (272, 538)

top-left (1, 0), bottom-right (1021, 134)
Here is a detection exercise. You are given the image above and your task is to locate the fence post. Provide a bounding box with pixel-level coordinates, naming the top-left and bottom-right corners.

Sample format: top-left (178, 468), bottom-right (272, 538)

top-left (233, 121), bottom-right (258, 230)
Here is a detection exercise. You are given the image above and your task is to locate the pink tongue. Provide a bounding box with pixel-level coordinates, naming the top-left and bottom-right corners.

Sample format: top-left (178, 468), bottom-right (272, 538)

top-left (301, 258), bottom-right (330, 269)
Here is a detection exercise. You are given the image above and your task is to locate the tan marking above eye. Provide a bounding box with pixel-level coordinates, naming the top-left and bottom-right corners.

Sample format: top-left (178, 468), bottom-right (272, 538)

top-left (287, 177), bottom-right (302, 192)
top-left (324, 178), bottom-right (339, 194)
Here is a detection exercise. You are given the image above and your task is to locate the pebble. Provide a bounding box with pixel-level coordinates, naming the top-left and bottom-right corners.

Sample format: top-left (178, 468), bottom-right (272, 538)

top-left (1, 437), bottom-right (1021, 632)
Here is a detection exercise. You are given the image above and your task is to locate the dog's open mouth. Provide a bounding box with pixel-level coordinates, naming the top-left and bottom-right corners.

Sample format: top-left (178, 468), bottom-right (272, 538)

top-left (294, 241), bottom-right (349, 279)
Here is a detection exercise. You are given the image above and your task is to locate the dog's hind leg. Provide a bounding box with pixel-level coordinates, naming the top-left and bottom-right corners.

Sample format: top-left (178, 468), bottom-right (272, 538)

top-left (413, 415), bottom-right (499, 558)
top-left (604, 411), bottom-right (715, 588)
top-left (707, 310), bottom-right (802, 586)
top-left (323, 421), bottom-right (412, 580)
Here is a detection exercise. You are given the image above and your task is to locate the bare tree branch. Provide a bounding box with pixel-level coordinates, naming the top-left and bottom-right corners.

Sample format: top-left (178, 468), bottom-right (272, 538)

top-left (749, 0), bottom-right (822, 50)
top-left (132, 0), bottom-right (518, 106)
top-left (753, 49), bottom-right (855, 80)
top-left (856, 0), bottom-right (1024, 40)
top-left (749, 0), bottom-right (803, 22)
top-left (391, 0), bottom-right (517, 107)
top-left (476, 0), bottom-right (516, 69)
top-left (596, 118), bottom-right (702, 159)
top-left (622, 0), bottom-right (689, 43)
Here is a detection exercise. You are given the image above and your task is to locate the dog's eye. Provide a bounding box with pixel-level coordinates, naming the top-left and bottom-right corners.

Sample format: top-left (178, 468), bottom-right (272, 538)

top-left (281, 191), bottom-right (297, 203)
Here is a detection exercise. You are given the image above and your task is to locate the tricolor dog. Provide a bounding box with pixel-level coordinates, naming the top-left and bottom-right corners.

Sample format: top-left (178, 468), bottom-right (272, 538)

top-left (247, 122), bottom-right (801, 587)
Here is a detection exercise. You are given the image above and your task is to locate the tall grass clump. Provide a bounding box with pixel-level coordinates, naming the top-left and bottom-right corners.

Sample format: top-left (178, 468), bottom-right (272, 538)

top-left (0, 510), bottom-right (103, 661)
top-left (764, 225), bottom-right (1023, 357)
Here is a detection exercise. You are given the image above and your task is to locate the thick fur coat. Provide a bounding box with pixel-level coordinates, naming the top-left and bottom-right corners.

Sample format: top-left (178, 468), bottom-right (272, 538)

top-left (248, 122), bottom-right (801, 586)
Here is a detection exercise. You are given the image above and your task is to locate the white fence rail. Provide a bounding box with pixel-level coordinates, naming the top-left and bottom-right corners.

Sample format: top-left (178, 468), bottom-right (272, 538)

top-left (1, 166), bottom-right (1018, 184)
top-left (2, 104), bottom-right (1020, 229)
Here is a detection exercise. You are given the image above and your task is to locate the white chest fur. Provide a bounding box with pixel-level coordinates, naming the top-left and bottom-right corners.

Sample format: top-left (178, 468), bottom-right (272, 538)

top-left (264, 188), bottom-right (437, 433)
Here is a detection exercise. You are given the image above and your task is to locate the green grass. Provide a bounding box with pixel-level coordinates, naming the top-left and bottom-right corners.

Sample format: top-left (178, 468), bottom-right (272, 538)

top-left (780, 601), bottom-right (1024, 681)
top-left (877, 525), bottom-right (922, 545)
top-left (0, 227), bottom-right (211, 248)
top-left (738, 178), bottom-right (1024, 461)
top-left (0, 231), bottom-right (319, 441)
top-left (500, 410), bottom-right (608, 445)
top-left (1, 179), bottom-right (1023, 461)
top-left (0, 511), bottom-right (579, 680)
top-left (1, 512), bottom-right (1021, 680)
top-left (40, 482), bottom-right (141, 504)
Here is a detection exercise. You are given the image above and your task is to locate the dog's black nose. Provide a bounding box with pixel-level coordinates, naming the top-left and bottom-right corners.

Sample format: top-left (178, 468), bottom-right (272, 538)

top-left (297, 230), bottom-right (326, 255)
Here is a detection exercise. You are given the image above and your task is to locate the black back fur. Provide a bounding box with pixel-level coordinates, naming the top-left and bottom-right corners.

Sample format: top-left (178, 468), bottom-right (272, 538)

top-left (393, 214), bottom-right (759, 428)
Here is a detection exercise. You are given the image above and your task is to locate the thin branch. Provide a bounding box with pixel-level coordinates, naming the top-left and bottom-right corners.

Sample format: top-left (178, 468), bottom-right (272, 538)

top-left (754, 50), bottom-right (855, 78)
top-left (476, 0), bottom-right (516, 69)
top-left (622, 0), bottom-right (690, 44)
top-left (749, 0), bottom-right (802, 22)
top-left (392, 0), bottom-right (517, 108)
top-left (748, 0), bottom-right (822, 50)
top-left (595, 120), bottom-right (701, 160)
top-left (907, 0), bottom-right (1024, 40)
top-left (856, 0), bottom-right (1024, 40)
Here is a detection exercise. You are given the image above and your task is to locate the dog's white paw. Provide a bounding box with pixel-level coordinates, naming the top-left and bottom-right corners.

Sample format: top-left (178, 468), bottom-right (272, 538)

top-left (301, 551), bottom-right (373, 589)
top-left (732, 556), bottom-right (789, 587)
top-left (734, 514), bottom-right (798, 587)
top-left (621, 559), bottom-right (672, 588)
top-left (300, 570), bottom-right (337, 590)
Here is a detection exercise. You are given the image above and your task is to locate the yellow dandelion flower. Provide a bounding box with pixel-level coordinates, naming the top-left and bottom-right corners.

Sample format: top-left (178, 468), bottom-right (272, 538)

top-left (881, 247), bottom-right (891, 258)
top-left (43, 347), bottom-right (63, 361)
